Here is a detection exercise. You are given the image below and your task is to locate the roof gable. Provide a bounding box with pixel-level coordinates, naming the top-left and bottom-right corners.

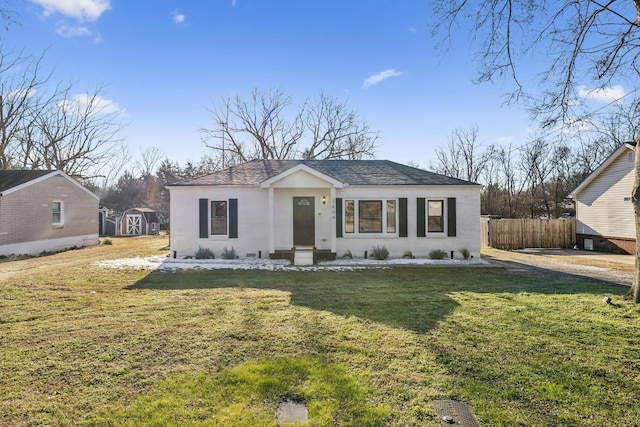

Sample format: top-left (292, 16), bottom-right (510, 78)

top-left (0, 170), bottom-right (99, 200)
top-left (0, 170), bottom-right (54, 194)
top-left (170, 159), bottom-right (479, 187)
top-left (259, 164), bottom-right (345, 188)
top-left (568, 143), bottom-right (634, 198)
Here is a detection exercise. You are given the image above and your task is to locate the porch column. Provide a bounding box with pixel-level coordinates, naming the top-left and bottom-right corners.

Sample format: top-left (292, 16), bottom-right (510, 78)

top-left (268, 186), bottom-right (275, 254)
top-left (330, 186), bottom-right (337, 253)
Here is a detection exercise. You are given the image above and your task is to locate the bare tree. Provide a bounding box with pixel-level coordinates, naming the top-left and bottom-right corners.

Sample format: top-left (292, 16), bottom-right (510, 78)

top-left (521, 138), bottom-right (554, 218)
top-left (201, 88), bottom-right (305, 163)
top-left (135, 147), bottom-right (164, 177)
top-left (302, 91), bottom-right (377, 160)
top-left (201, 88), bottom-right (378, 164)
top-left (30, 86), bottom-right (125, 180)
top-left (431, 124), bottom-right (489, 182)
top-left (0, 45), bottom-right (125, 185)
top-left (498, 143), bottom-right (527, 218)
top-left (434, 0), bottom-right (640, 301)
top-left (0, 0), bottom-right (18, 30)
top-left (0, 46), bottom-right (55, 169)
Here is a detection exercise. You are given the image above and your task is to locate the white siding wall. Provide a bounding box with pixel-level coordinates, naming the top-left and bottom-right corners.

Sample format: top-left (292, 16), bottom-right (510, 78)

top-left (575, 150), bottom-right (635, 239)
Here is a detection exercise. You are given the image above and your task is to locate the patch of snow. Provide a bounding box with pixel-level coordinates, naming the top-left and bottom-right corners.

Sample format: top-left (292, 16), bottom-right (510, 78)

top-left (514, 249), bottom-right (541, 253)
top-left (94, 255), bottom-right (489, 271)
top-left (95, 255), bottom-right (167, 270)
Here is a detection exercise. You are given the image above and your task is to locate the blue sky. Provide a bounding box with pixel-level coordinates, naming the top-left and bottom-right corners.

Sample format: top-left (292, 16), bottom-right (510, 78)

top-left (4, 0), bottom-right (627, 169)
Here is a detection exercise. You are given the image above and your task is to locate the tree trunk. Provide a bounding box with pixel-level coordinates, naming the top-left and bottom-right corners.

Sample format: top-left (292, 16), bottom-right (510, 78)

top-left (628, 138), bottom-right (640, 302)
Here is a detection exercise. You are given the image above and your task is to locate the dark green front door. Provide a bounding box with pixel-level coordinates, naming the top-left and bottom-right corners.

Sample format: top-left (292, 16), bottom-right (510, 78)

top-left (293, 197), bottom-right (315, 246)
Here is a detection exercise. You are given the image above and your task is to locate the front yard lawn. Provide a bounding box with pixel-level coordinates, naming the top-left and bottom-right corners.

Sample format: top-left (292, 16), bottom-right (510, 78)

top-left (1, 236), bottom-right (638, 426)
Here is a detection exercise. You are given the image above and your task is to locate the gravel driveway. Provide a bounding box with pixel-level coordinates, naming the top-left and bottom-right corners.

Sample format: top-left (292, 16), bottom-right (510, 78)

top-left (482, 247), bottom-right (634, 288)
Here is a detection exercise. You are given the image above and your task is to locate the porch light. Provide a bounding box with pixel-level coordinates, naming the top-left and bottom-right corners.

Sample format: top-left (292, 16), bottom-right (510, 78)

top-left (322, 196), bottom-right (326, 204)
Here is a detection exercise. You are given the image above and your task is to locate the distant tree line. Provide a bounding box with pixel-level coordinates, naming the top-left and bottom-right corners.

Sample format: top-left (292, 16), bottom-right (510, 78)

top-left (429, 109), bottom-right (639, 219)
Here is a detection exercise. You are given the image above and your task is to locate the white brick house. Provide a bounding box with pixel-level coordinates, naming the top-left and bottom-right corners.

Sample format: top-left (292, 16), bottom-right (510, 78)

top-left (167, 160), bottom-right (481, 264)
top-left (0, 170), bottom-right (99, 256)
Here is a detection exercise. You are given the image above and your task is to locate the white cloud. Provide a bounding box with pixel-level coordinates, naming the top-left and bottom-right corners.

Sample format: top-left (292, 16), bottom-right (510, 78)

top-left (362, 69), bottom-right (403, 89)
top-left (30, 0), bottom-right (111, 22)
top-left (231, 0), bottom-right (237, 6)
top-left (577, 85), bottom-right (627, 104)
top-left (55, 21), bottom-right (102, 42)
top-left (559, 118), bottom-right (594, 135)
top-left (55, 21), bottom-right (91, 37)
top-left (8, 88), bottom-right (37, 101)
top-left (172, 11), bottom-right (185, 24)
top-left (58, 94), bottom-right (125, 117)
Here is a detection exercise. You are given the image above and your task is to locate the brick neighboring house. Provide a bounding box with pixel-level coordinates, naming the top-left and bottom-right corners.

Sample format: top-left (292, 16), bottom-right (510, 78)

top-left (0, 170), bottom-right (99, 256)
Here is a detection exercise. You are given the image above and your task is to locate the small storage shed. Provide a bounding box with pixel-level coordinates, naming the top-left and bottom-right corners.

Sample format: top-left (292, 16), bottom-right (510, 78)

top-left (119, 207), bottom-right (160, 236)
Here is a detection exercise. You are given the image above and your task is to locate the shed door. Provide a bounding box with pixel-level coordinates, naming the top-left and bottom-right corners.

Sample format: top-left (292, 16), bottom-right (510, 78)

top-left (293, 197), bottom-right (315, 246)
top-left (127, 214), bottom-right (142, 235)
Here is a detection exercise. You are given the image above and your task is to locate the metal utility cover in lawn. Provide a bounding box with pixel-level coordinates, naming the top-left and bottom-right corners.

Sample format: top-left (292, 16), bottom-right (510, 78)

top-left (431, 400), bottom-right (481, 426)
top-left (277, 400), bottom-right (308, 423)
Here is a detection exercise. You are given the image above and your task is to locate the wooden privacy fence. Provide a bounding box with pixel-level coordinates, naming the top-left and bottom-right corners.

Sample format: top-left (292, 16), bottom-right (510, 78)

top-left (481, 218), bottom-right (576, 249)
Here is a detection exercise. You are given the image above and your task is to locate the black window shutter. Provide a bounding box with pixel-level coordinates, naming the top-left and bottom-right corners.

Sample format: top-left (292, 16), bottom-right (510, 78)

top-left (336, 198), bottom-right (343, 237)
top-left (417, 197), bottom-right (426, 237)
top-left (447, 197), bottom-right (456, 237)
top-left (199, 198), bottom-right (208, 238)
top-left (399, 198), bottom-right (407, 237)
top-left (229, 198), bottom-right (238, 238)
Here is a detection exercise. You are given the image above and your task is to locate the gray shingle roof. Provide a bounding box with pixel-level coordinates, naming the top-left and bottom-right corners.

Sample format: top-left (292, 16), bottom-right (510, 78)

top-left (171, 160), bottom-right (479, 186)
top-left (0, 170), bottom-right (55, 193)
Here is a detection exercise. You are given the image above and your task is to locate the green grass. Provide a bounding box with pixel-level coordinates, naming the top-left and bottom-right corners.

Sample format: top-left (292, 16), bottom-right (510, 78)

top-left (1, 236), bottom-right (639, 426)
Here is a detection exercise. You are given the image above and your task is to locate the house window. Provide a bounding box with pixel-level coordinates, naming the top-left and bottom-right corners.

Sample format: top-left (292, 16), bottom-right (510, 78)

top-left (210, 201), bottom-right (227, 235)
top-left (345, 200), bottom-right (355, 233)
top-left (359, 201), bottom-right (382, 233)
top-left (428, 200), bottom-right (444, 233)
top-left (343, 199), bottom-right (397, 235)
top-left (52, 201), bottom-right (63, 226)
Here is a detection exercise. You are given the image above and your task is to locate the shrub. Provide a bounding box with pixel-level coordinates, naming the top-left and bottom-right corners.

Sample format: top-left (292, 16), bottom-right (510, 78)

top-left (428, 249), bottom-right (448, 260)
top-left (101, 238), bottom-right (113, 246)
top-left (402, 250), bottom-right (414, 259)
top-left (341, 249), bottom-right (353, 259)
top-left (195, 246), bottom-right (215, 259)
top-left (221, 246), bottom-right (237, 260)
top-left (459, 248), bottom-right (471, 260)
top-left (370, 245), bottom-right (389, 260)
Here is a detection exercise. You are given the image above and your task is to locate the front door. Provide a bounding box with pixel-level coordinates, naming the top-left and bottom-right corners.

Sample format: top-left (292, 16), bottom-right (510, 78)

top-left (127, 214), bottom-right (142, 235)
top-left (293, 197), bottom-right (315, 246)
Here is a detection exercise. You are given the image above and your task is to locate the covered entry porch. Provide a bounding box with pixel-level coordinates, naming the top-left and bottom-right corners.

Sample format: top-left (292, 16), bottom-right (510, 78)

top-left (259, 164), bottom-right (343, 265)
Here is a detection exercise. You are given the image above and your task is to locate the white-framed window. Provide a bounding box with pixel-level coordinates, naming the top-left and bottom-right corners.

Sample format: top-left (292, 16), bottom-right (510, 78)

top-left (210, 200), bottom-right (228, 235)
top-left (344, 199), bottom-right (397, 235)
top-left (52, 201), bottom-right (63, 227)
top-left (427, 200), bottom-right (444, 233)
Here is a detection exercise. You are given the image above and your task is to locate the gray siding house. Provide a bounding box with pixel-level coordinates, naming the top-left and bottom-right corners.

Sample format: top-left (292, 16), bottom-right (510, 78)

top-left (0, 170), bottom-right (99, 256)
top-left (568, 143), bottom-right (635, 253)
